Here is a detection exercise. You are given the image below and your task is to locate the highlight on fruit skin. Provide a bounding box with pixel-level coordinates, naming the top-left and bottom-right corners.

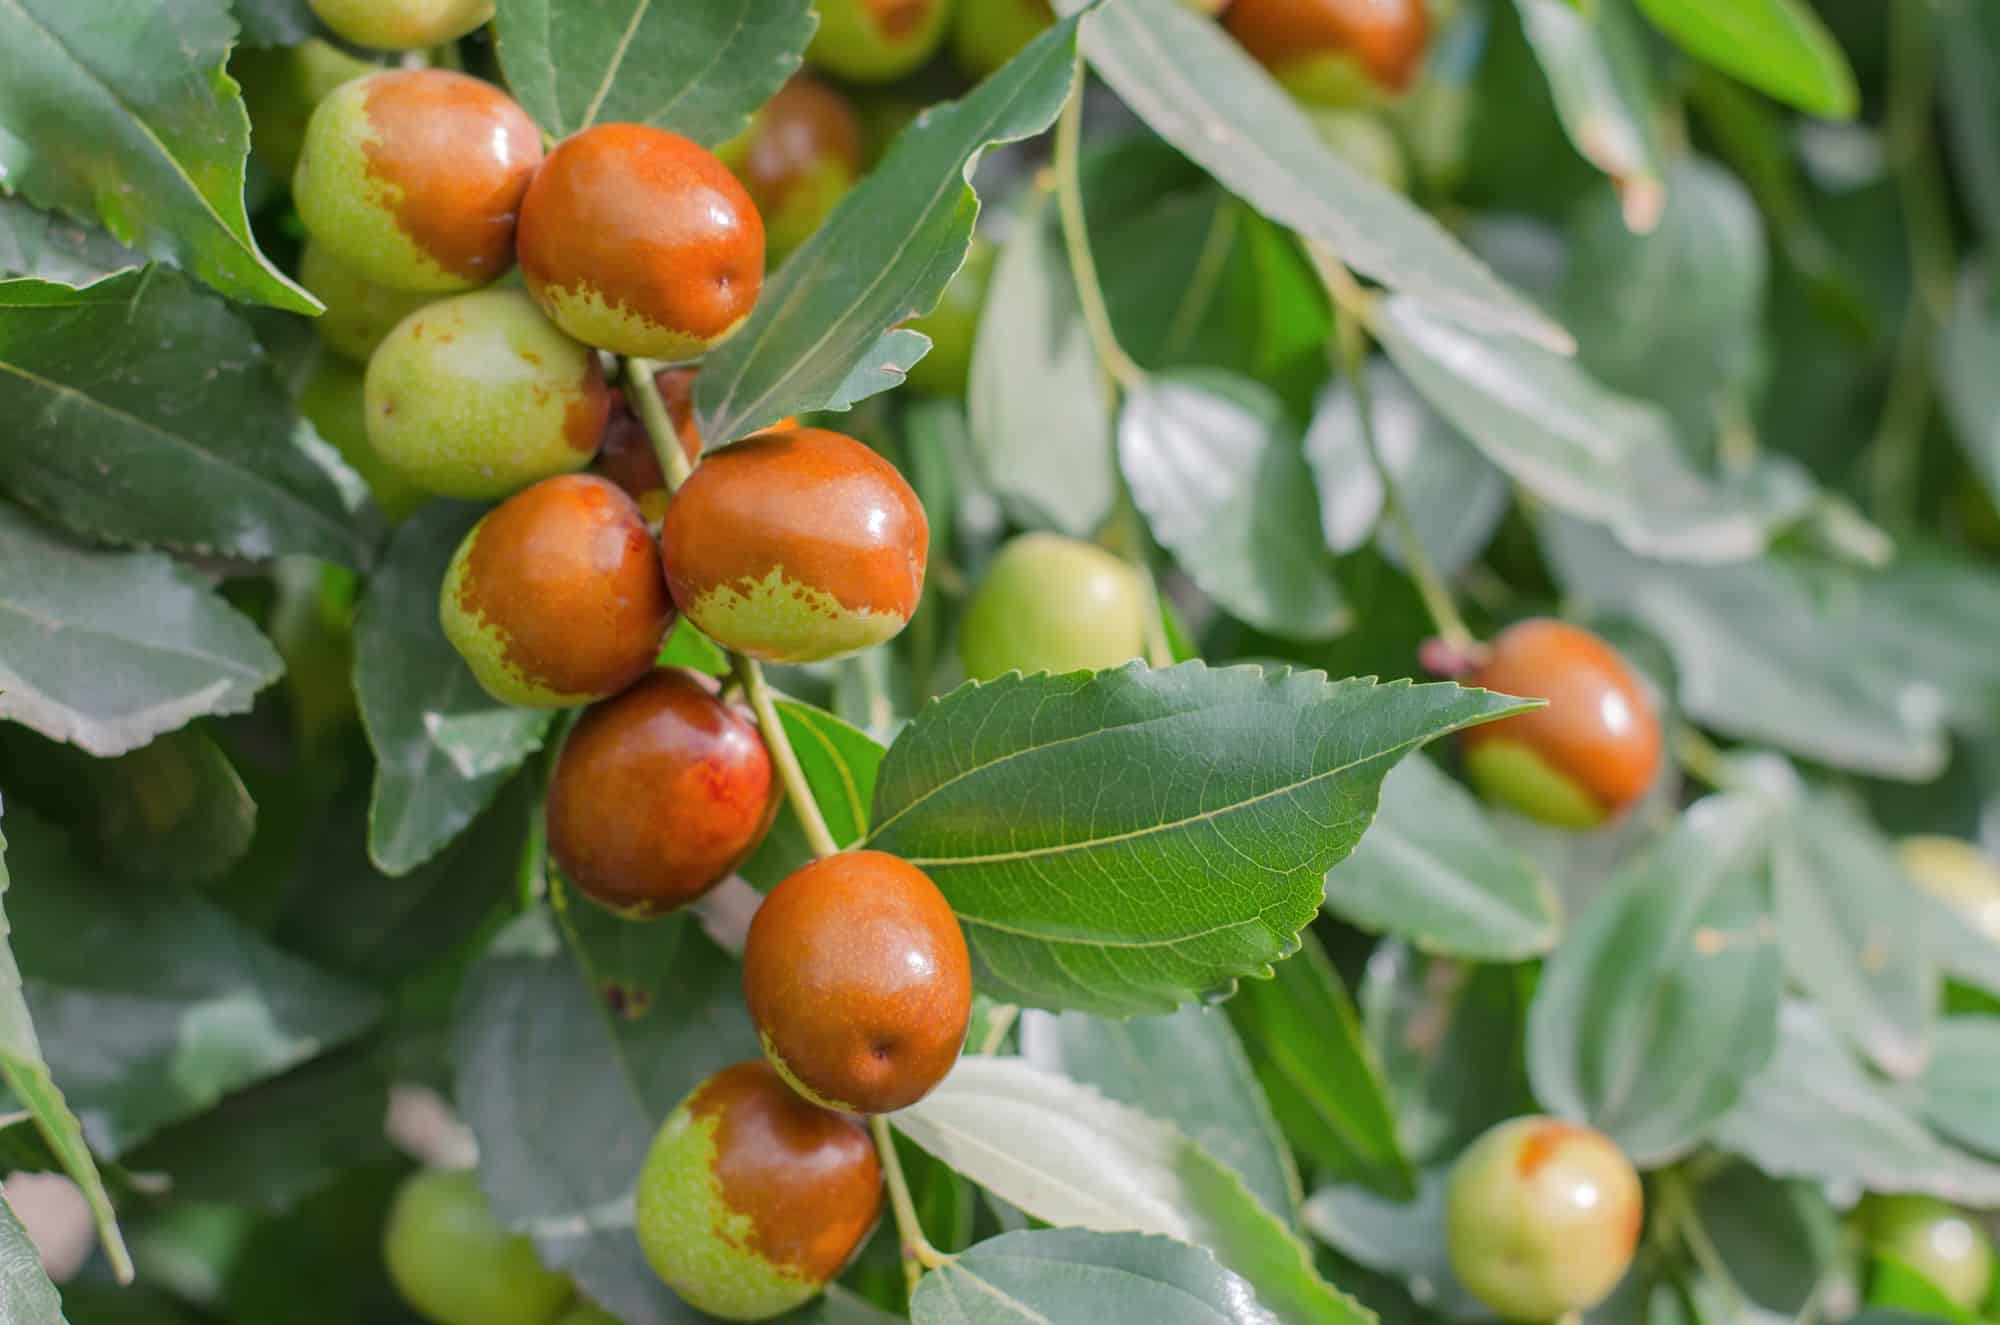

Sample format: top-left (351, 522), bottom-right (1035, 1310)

top-left (636, 1060), bottom-right (883, 1321)
top-left (293, 69), bottom-right (542, 293)
top-left (743, 850), bottom-right (972, 1114)
top-left (439, 475), bottom-right (673, 709)
top-left (310, 0), bottom-right (493, 50)
top-left (718, 75), bottom-right (866, 263)
top-left (1860, 1194), bottom-right (1997, 1312)
top-left (1459, 618), bottom-right (1662, 829)
top-left (364, 288), bottom-right (612, 500)
top-left (659, 428), bottom-right (929, 664)
top-left (1444, 1116), bottom-right (1643, 1323)
top-left (960, 532), bottom-right (1149, 681)
top-left (545, 669), bottom-right (779, 918)
top-left (517, 123), bottom-right (766, 359)
top-left (381, 1168), bottom-right (573, 1325)
top-left (299, 240), bottom-right (437, 364)
top-left (1898, 835), bottom-right (2000, 944)
top-left (1223, 0), bottom-right (1432, 106)
top-left (807, 0), bottom-right (953, 84)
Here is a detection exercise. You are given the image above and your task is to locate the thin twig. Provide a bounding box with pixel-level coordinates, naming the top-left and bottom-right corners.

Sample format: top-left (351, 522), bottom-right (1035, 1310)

top-left (623, 356), bottom-right (696, 493)
top-left (737, 655), bottom-right (842, 860)
top-left (1054, 64), bottom-right (1146, 392)
top-left (871, 1113), bottom-right (952, 1296)
top-left (978, 1004), bottom-right (1020, 1055)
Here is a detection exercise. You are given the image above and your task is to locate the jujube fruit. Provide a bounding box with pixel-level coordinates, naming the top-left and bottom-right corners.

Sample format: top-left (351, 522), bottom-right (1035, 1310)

top-left (546, 669), bottom-right (779, 917)
top-left (1224, 0), bottom-right (1431, 106)
top-left (382, 1168), bottom-right (573, 1325)
top-left (1459, 618), bottom-right (1661, 829)
top-left (518, 124), bottom-right (765, 359)
top-left (950, 0), bottom-right (1052, 78)
top-left (365, 288), bottom-right (611, 499)
top-left (743, 850), bottom-right (971, 1113)
top-left (1445, 1117), bottom-right (1642, 1322)
top-left (440, 475), bottom-right (673, 708)
top-left (808, 0), bottom-right (952, 83)
top-left (902, 236), bottom-right (993, 396)
top-left (595, 367), bottom-right (799, 521)
top-left (637, 1060), bottom-right (882, 1321)
top-left (960, 532), bottom-right (1147, 680)
top-left (298, 354), bottom-right (428, 523)
top-left (299, 240), bottom-right (437, 363)
top-left (719, 75), bottom-right (865, 262)
top-left (310, 0), bottom-right (494, 50)
top-left (659, 428), bottom-right (928, 664)
top-left (232, 38), bottom-right (378, 181)
top-left (294, 69), bottom-right (542, 292)
top-left (1898, 835), bottom-right (2000, 944)
top-left (1861, 1194), bottom-right (1996, 1311)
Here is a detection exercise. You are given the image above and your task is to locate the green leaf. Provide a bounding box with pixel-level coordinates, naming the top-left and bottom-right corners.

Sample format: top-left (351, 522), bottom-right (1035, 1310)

top-left (0, 270), bottom-right (358, 564)
top-left (968, 194), bottom-right (1116, 538)
top-left (453, 905), bottom-right (757, 1323)
top-left (231, 0), bottom-right (317, 46)
top-left (911, 1229), bottom-right (1282, 1325)
top-left (0, 1190), bottom-right (65, 1324)
top-left (1917, 1016), bottom-right (2000, 1157)
top-left (777, 698), bottom-right (884, 848)
top-left (1226, 930), bottom-right (1411, 1198)
top-left (0, 196), bottom-right (141, 285)
top-left (1867, 1254), bottom-right (1981, 1325)
top-left (1633, 0), bottom-right (1857, 119)
top-left (695, 17), bottom-right (1080, 442)
top-left (1019, 1005), bottom-right (1302, 1224)
top-left (0, 0), bottom-right (314, 310)
top-left (1323, 754), bottom-right (1561, 962)
top-left (658, 618), bottom-right (731, 677)
top-left (1938, 266), bottom-right (2000, 510)
top-left (1119, 370), bottom-right (1346, 642)
top-left (355, 504), bottom-right (553, 875)
top-left (827, 327), bottom-right (931, 412)
top-left (866, 663), bottom-right (1532, 1016)
top-left (1940, 2), bottom-right (2000, 252)
top-left (3, 803), bottom-right (381, 1157)
top-left (1077, 0), bottom-right (1568, 352)
top-left (1527, 792), bottom-right (1784, 1165)
top-left (1301, 1170), bottom-right (1491, 1322)
top-left (0, 502), bottom-right (281, 757)
top-left (1514, 0), bottom-right (1665, 232)
top-left (1773, 794), bottom-right (1934, 1081)
top-left (1690, 1163), bottom-right (1839, 1317)
top-left (1374, 294), bottom-right (1808, 564)
top-left (1924, 882), bottom-right (2000, 1002)
top-left (1716, 1001), bottom-right (2000, 1205)
top-left (217, 1159), bottom-right (423, 1325)
top-left (894, 1056), bottom-right (1372, 1325)
top-left (493, 0), bottom-right (813, 144)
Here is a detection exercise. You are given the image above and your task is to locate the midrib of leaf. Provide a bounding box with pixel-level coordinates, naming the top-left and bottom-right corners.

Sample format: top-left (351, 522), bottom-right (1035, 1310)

top-left (941, 1268), bottom-right (1067, 1325)
top-left (579, 0), bottom-right (651, 128)
top-left (1364, 831), bottom-right (1554, 936)
top-left (782, 704), bottom-right (867, 829)
top-left (0, 596), bottom-right (265, 678)
top-left (1159, 197), bottom-right (1238, 361)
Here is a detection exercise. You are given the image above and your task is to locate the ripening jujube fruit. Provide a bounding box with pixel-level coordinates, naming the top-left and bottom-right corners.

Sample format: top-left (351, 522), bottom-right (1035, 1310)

top-left (309, 0), bottom-right (493, 50)
top-left (808, 0), bottom-right (952, 83)
top-left (518, 124), bottom-right (765, 360)
top-left (637, 1060), bottom-right (883, 1321)
top-left (659, 428), bottom-right (929, 664)
top-left (960, 532), bottom-right (1148, 681)
top-left (719, 75), bottom-right (865, 262)
top-left (1224, 0), bottom-right (1432, 106)
top-left (1898, 835), bottom-right (2000, 944)
top-left (902, 236), bottom-right (994, 397)
top-left (1445, 1117), bottom-right (1643, 1322)
top-left (299, 240), bottom-right (437, 364)
top-left (298, 354), bottom-right (428, 523)
top-left (440, 475), bottom-right (673, 708)
top-left (743, 850), bottom-right (972, 1114)
top-left (232, 38), bottom-right (378, 181)
top-left (546, 669), bottom-right (779, 918)
top-left (365, 288), bottom-right (612, 500)
top-left (1860, 1194), bottom-right (1997, 1311)
top-left (1458, 618), bottom-right (1661, 829)
top-left (294, 69), bottom-right (542, 293)
top-left (950, 0), bottom-right (1053, 78)
top-left (381, 1169), bottom-right (573, 1325)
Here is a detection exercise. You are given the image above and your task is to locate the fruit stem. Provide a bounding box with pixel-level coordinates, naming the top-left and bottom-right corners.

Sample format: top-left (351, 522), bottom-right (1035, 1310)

top-left (870, 1113), bottom-right (952, 1292)
top-left (1656, 1169), bottom-right (1746, 1316)
top-left (624, 356), bottom-right (697, 493)
top-left (1671, 724), bottom-right (1741, 793)
top-left (978, 1003), bottom-right (1020, 1055)
top-left (1054, 62), bottom-right (1146, 393)
top-left (737, 654), bottom-right (844, 861)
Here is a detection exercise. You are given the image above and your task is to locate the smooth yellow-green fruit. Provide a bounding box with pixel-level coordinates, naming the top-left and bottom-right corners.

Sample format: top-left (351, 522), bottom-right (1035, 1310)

top-left (959, 533), bottom-right (1148, 680)
top-left (1862, 1195), bottom-right (1996, 1311)
top-left (950, 0), bottom-right (1051, 77)
top-left (382, 1169), bottom-right (573, 1325)
top-left (1900, 836), bottom-right (2000, 944)
top-left (232, 38), bottom-right (379, 180)
top-left (298, 354), bottom-right (428, 522)
top-left (310, 0), bottom-right (494, 50)
top-left (903, 237), bottom-right (993, 396)
top-left (300, 241), bottom-right (438, 363)
top-left (808, 0), bottom-right (953, 83)
top-left (364, 289), bottom-right (612, 500)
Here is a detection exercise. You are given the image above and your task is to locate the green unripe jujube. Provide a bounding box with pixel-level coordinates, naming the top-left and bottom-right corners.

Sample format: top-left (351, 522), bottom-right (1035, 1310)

top-left (300, 240), bottom-right (438, 364)
top-left (960, 533), bottom-right (1149, 680)
top-left (1862, 1194), bottom-right (1996, 1311)
top-left (298, 353), bottom-right (428, 522)
top-left (808, 0), bottom-right (953, 83)
top-left (382, 1169), bottom-right (573, 1325)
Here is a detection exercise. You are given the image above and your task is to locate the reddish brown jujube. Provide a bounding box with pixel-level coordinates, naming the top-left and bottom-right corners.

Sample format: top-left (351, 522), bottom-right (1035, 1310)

top-left (1223, 0), bottom-right (1431, 105)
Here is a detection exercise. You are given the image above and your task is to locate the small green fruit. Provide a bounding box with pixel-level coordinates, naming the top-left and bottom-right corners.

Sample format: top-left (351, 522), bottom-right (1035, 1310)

top-left (300, 240), bottom-right (437, 363)
top-left (309, 0), bottom-right (494, 50)
top-left (382, 1169), bottom-right (573, 1325)
top-left (364, 289), bottom-right (611, 500)
top-left (1862, 1195), bottom-right (1996, 1311)
top-left (950, 0), bottom-right (1051, 78)
top-left (298, 353), bottom-right (428, 522)
top-left (903, 236), bottom-right (993, 396)
top-left (231, 39), bottom-right (379, 181)
top-left (959, 533), bottom-right (1148, 680)
top-left (808, 0), bottom-right (953, 83)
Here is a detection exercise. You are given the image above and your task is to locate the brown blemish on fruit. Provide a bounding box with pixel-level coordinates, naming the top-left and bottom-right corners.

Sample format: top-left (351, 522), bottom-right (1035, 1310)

top-left (546, 669), bottom-right (779, 916)
top-left (741, 75), bottom-right (865, 214)
top-left (1515, 1119), bottom-right (1589, 1179)
top-left (456, 474), bottom-right (671, 696)
top-left (863, 0), bottom-right (934, 39)
top-left (1224, 0), bottom-right (1432, 92)
top-left (688, 1062), bottom-right (882, 1279)
top-left (517, 123), bottom-right (765, 343)
top-left (359, 69), bottom-right (543, 282)
top-left (563, 356), bottom-right (615, 453)
top-left (659, 428), bottom-right (928, 621)
top-left (742, 850), bottom-right (971, 1113)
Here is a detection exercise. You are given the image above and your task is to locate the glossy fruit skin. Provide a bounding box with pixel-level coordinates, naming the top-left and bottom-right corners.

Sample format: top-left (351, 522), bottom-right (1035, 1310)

top-left (1862, 1195), bottom-right (1997, 1311)
top-left (440, 475), bottom-right (673, 708)
top-left (294, 70), bottom-right (542, 293)
top-left (382, 1169), bottom-right (573, 1325)
top-left (903, 236), bottom-right (993, 396)
top-left (1224, 0), bottom-right (1431, 106)
top-left (311, 0), bottom-right (493, 48)
top-left (232, 39), bottom-right (378, 181)
top-left (1445, 1117), bottom-right (1643, 1322)
top-left (298, 354), bottom-right (428, 523)
top-left (365, 288), bottom-right (611, 500)
top-left (637, 1060), bottom-right (883, 1320)
top-left (960, 533), bottom-right (1147, 680)
top-left (546, 669), bottom-right (779, 917)
top-left (744, 850), bottom-right (971, 1114)
top-left (518, 124), bottom-right (765, 359)
top-left (660, 428), bottom-right (929, 664)
top-left (299, 240), bottom-right (437, 363)
top-left (719, 75), bottom-right (864, 262)
top-left (1899, 836), bottom-right (2000, 944)
top-left (950, 0), bottom-right (1052, 78)
top-left (594, 368), bottom-right (798, 522)
top-left (809, 0), bottom-right (952, 83)
top-left (1460, 619), bottom-right (1661, 829)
